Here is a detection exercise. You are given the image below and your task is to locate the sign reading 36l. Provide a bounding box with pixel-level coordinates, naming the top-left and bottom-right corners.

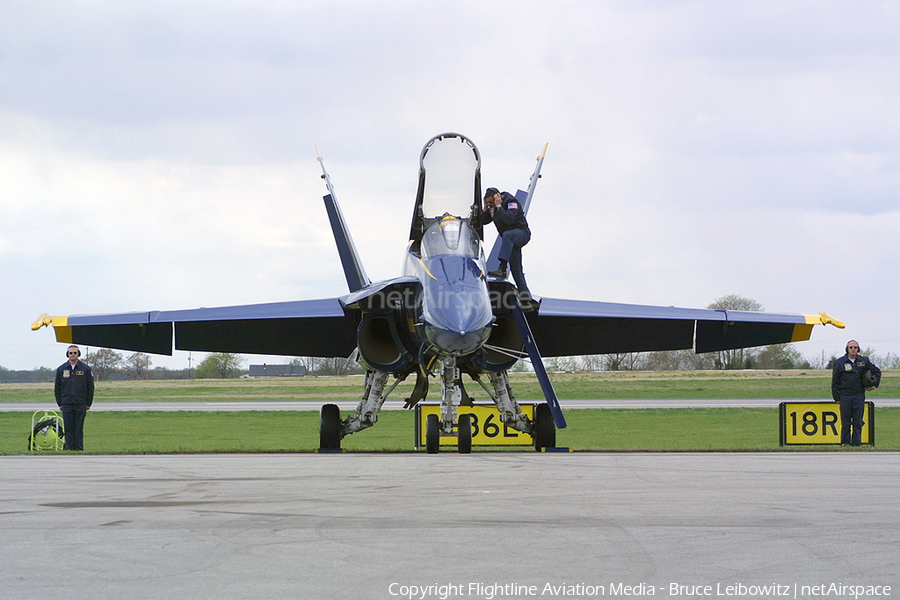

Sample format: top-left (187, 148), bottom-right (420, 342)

top-left (415, 404), bottom-right (535, 448)
top-left (779, 401), bottom-right (875, 446)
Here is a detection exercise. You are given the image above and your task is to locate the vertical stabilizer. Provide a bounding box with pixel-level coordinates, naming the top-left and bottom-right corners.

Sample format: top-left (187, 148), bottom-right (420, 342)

top-left (316, 146), bottom-right (371, 293)
top-left (486, 143), bottom-right (548, 271)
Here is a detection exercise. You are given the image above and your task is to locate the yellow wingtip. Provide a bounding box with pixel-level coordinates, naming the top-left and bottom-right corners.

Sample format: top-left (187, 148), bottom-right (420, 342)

top-left (31, 313), bottom-right (52, 331)
top-left (805, 312), bottom-right (845, 329)
top-left (818, 311), bottom-right (845, 329)
top-left (31, 313), bottom-right (68, 331)
top-left (537, 142), bottom-right (549, 160)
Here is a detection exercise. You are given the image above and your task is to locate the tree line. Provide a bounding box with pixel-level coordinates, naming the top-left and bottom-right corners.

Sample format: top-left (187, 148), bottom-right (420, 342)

top-left (4, 345), bottom-right (896, 383)
top-left (0, 350), bottom-right (362, 382)
top-left (0, 350), bottom-right (245, 382)
top-left (543, 344), bottom-right (900, 372)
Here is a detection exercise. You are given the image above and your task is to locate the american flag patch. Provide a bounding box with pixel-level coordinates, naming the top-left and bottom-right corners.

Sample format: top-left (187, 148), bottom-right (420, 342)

top-left (508, 202), bottom-right (518, 210)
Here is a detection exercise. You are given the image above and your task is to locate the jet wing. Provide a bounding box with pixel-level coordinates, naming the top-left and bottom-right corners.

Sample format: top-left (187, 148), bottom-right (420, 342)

top-left (526, 297), bottom-right (843, 357)
top-left (32, 297), bottom-right (358, 357)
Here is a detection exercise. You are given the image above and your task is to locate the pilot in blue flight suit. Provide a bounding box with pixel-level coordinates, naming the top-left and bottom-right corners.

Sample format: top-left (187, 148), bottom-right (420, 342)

top-left (831, 340), bottom-right (881, 446)
top-left (55, 345), bottom-right (94, 450)
top-left (480, 187), bottom-right (535, 308)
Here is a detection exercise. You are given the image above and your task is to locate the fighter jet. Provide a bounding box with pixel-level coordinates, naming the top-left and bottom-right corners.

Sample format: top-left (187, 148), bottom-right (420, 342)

top-left (33, 133), bottom-right (844, 453)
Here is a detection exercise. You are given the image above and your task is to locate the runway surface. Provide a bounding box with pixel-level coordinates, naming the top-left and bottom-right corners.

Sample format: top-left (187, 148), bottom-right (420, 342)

top-left (1, 453), bottom-right (897, 600)
top-left (5, 397), bottom-right (900, 411)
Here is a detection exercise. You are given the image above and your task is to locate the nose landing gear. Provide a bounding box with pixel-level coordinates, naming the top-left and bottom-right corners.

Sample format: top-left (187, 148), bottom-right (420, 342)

top-left (424, 412), bottom-right (473, 454)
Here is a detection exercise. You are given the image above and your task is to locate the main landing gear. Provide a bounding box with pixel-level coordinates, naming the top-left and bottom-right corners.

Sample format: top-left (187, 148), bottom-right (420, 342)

top-left (319, 369), bottom-right (398, 452)
top-left (532, 403), bottom-right (556, 451)
top-left (419, 365), bottom-right (556, 453)
top-left (318, 361), bottom-right (557, 453)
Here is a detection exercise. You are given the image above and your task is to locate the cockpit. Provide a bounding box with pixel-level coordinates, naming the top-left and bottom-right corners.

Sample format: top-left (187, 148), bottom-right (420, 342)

top-left (413, 217), bottom-right (492, 355)
top-left (408, 133), bottom-right (484, 255)
top-left (400, 134), bottom-right (493, 356)
top-left (421, 216), bottom-right (484, 263)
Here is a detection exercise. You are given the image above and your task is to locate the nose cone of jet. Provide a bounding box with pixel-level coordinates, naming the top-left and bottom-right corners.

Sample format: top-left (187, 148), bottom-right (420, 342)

top-left (424, 299), bottom-right (493, 355)
top-left (429, 327), bottom-right (490, 355)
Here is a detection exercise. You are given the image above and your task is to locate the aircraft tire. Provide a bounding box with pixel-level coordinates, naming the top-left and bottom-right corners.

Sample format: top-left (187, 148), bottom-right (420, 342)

top-left (320, 404), bottom-right (342, 450)
top-left (425, 414), bottom-right (440, 454)
top-left (533, 403), bottom-right (556, 451)
top-left (457, 413), bottom-right (472, 454)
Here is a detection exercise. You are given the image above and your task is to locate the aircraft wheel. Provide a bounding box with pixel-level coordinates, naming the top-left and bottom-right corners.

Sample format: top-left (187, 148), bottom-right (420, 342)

top-left (533, 403), bottom-right (556, 451)
top-left (320, 404), bottom-right (342, 450)
top-left (425, 414), bottom-right (440, 454)
top-left (457, 413), bottom-right (472, 454)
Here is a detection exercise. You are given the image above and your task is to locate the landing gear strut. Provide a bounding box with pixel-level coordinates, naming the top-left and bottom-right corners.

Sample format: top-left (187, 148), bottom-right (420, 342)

top-left (318, 362), bottom-right (557, 453)
top-left (318, 370), bottom-right (406, 452)
top-left (424, 357), bottom-right (474, 453)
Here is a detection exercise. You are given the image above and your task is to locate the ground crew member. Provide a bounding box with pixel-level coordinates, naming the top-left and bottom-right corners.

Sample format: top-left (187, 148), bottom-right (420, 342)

top-left (55, 345), bottom-right (94, 450)
top-left (831, 340), bottom-right (880, 446)
top-left (480, 187), bottom-right (535, 308)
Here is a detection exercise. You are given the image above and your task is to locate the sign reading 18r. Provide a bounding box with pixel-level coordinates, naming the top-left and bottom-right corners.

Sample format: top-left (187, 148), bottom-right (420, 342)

top-left (779, 402), bottom-right (874, 446)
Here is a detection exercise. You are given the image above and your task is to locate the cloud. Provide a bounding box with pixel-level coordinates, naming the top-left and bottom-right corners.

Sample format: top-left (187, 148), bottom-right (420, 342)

top-left (3, 1), bottom-right (899, 370)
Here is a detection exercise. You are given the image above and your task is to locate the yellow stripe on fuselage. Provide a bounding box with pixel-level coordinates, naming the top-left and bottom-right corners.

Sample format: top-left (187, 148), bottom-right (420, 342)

top-left (417, 257), bottom-right (437, 280)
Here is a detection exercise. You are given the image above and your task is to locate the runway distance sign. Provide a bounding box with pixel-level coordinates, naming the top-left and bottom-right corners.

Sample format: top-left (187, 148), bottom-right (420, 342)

top-left (779, 401), bottom-right (875, 446)
top-left (415, 404), bottom-right (535, 448)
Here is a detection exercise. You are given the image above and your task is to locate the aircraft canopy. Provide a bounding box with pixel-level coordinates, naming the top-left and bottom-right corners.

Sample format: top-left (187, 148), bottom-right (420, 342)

top-left (420, 134), bottom-right (479, 220)
top-left (420, 218), bottom-right (483, 262)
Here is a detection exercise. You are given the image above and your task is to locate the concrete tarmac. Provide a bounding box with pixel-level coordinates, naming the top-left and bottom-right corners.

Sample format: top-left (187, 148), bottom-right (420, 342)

top-left (1, 453), bottom-right (898, 600)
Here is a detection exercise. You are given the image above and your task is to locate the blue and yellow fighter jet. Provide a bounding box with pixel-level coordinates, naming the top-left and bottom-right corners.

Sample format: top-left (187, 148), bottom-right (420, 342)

top-left (33, 133), bottom-right (844, 452)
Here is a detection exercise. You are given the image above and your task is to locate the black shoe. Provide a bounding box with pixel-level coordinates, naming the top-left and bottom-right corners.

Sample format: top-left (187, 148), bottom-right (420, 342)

top-left (488, 267), bottom-right (508, 279)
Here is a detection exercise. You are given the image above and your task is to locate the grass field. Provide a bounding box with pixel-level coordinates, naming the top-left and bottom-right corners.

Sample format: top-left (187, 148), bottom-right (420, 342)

top-left (3, 370), bottom-right (897, 454)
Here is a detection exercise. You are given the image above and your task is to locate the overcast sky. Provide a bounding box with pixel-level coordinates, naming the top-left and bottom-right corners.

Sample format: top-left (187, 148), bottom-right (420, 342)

top-left (3, 1), bottom-right (898, 372)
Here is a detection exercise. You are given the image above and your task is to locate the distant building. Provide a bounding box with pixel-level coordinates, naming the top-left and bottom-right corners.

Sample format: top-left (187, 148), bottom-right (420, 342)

top-left (248, 364), bottom-right (308, 377)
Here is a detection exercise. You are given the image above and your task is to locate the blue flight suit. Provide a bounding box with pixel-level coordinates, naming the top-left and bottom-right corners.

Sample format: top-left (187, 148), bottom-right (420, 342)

top-left (55, 360), bottom-right (94, 450)
top-left (831, 353), bottom-right (880, 446)
top-left (480, 191), bottom-right (532, 297)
